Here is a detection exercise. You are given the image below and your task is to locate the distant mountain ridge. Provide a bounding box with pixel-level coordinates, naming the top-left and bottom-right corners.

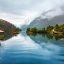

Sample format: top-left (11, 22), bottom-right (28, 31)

top-left (29, 14), bottom-right (64, 29)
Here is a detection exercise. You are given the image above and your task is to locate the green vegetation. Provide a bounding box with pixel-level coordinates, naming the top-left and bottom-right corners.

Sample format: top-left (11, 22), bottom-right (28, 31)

top-left (0, 35), bottom-right (4, 40)
top-left (0, 19), bottom-right (21, 41)
top-left (26, 24), bottom-right (64, 40)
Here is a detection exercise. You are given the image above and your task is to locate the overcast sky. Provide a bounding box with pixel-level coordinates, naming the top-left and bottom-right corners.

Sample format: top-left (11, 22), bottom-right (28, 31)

top-left (0, 0), bottom-right (64, 26)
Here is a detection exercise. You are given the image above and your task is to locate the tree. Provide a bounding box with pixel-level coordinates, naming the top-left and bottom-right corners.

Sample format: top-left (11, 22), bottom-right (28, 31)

top-left (26, 28), bottom-right (30, 32)
top-left (42, 28), bottom-right (46, 34)
top-left (31, 28), bottom-right (37, 33)
top-left (55, 24), bottom-right (59, 30)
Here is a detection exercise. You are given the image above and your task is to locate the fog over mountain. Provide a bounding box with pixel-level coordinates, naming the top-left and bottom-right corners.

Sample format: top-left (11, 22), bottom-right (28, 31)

top-left (29, 13), bottom-right (64, 29)
top-left (0, 0), bottom-right (64, 26)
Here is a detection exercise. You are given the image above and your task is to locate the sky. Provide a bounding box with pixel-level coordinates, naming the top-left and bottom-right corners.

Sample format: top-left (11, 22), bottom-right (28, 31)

top-left (0, 0), bottom-right (64, 27)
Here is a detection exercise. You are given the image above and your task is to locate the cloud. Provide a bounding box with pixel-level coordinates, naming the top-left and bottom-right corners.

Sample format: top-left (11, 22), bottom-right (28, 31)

top-left (0, 10), bottom-right (37, 27)
top-left (0, 0), bottom-right (44, 14)
top-left (0, 0), bottom-right (64, 26)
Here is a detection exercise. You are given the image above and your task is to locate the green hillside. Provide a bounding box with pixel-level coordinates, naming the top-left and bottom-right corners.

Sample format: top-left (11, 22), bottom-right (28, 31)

top-left (0, 19), bottom-right (21, 40)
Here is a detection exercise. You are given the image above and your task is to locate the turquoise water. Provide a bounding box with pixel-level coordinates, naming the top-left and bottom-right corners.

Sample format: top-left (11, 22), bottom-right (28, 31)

top-left (0, 32), bottom-right (64, 64)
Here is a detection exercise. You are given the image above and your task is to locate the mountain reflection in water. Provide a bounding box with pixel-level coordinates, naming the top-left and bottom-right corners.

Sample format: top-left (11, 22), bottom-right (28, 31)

top-left (0, 32), bottom-right (64, 64)
top-left (28, 34), bottom-right (64, 47)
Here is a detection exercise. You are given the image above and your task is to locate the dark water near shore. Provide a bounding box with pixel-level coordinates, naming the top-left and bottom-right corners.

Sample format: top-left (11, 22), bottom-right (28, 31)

top-left (0, 32), bottom-right (64, 64)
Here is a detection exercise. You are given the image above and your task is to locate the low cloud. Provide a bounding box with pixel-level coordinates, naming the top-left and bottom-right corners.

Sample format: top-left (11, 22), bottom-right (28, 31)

top-left (0, 0), bottom-right (64, 26)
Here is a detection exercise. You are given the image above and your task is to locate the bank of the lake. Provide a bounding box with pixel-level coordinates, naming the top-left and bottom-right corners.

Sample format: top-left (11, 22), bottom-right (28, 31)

top-left (26, 24), bottom-right (64, 40)
top-left (0, 19), bottom-right (21, 41)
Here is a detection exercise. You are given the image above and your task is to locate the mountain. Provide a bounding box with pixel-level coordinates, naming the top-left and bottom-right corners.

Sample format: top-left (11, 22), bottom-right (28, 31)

top-left (21, 25), bottom-right (28, 31)
top-left (0, 19), bottom-right (20, 41)
top-left (0, 19), bottom-right (16, 33)
top-left (20, 25), bottom-right (28, 36)
top-left (28, 14), bottom-right (64, 29)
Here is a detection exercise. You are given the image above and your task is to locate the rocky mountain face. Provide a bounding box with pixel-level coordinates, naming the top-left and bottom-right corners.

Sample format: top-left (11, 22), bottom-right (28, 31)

top-left (29, 14), bottom-right (64, 29)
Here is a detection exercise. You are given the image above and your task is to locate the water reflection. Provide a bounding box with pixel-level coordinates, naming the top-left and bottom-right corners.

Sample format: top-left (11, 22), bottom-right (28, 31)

top-left (28, 34), bottom-right (64, 47)
top-left (27, 34), bottom-right (64, 64)
top-left (0, 32), bottom-right (19, 41)
top-left (0, 32), bottom-right (64, 64)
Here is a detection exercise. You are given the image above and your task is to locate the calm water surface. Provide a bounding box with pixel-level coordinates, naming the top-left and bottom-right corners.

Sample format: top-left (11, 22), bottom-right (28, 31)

top-left (0, 32), bottom-right (64, 64)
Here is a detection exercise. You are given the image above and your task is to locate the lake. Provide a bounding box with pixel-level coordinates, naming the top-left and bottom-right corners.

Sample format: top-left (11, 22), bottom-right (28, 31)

top-left (0, 31), bottom-right (64, 64)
